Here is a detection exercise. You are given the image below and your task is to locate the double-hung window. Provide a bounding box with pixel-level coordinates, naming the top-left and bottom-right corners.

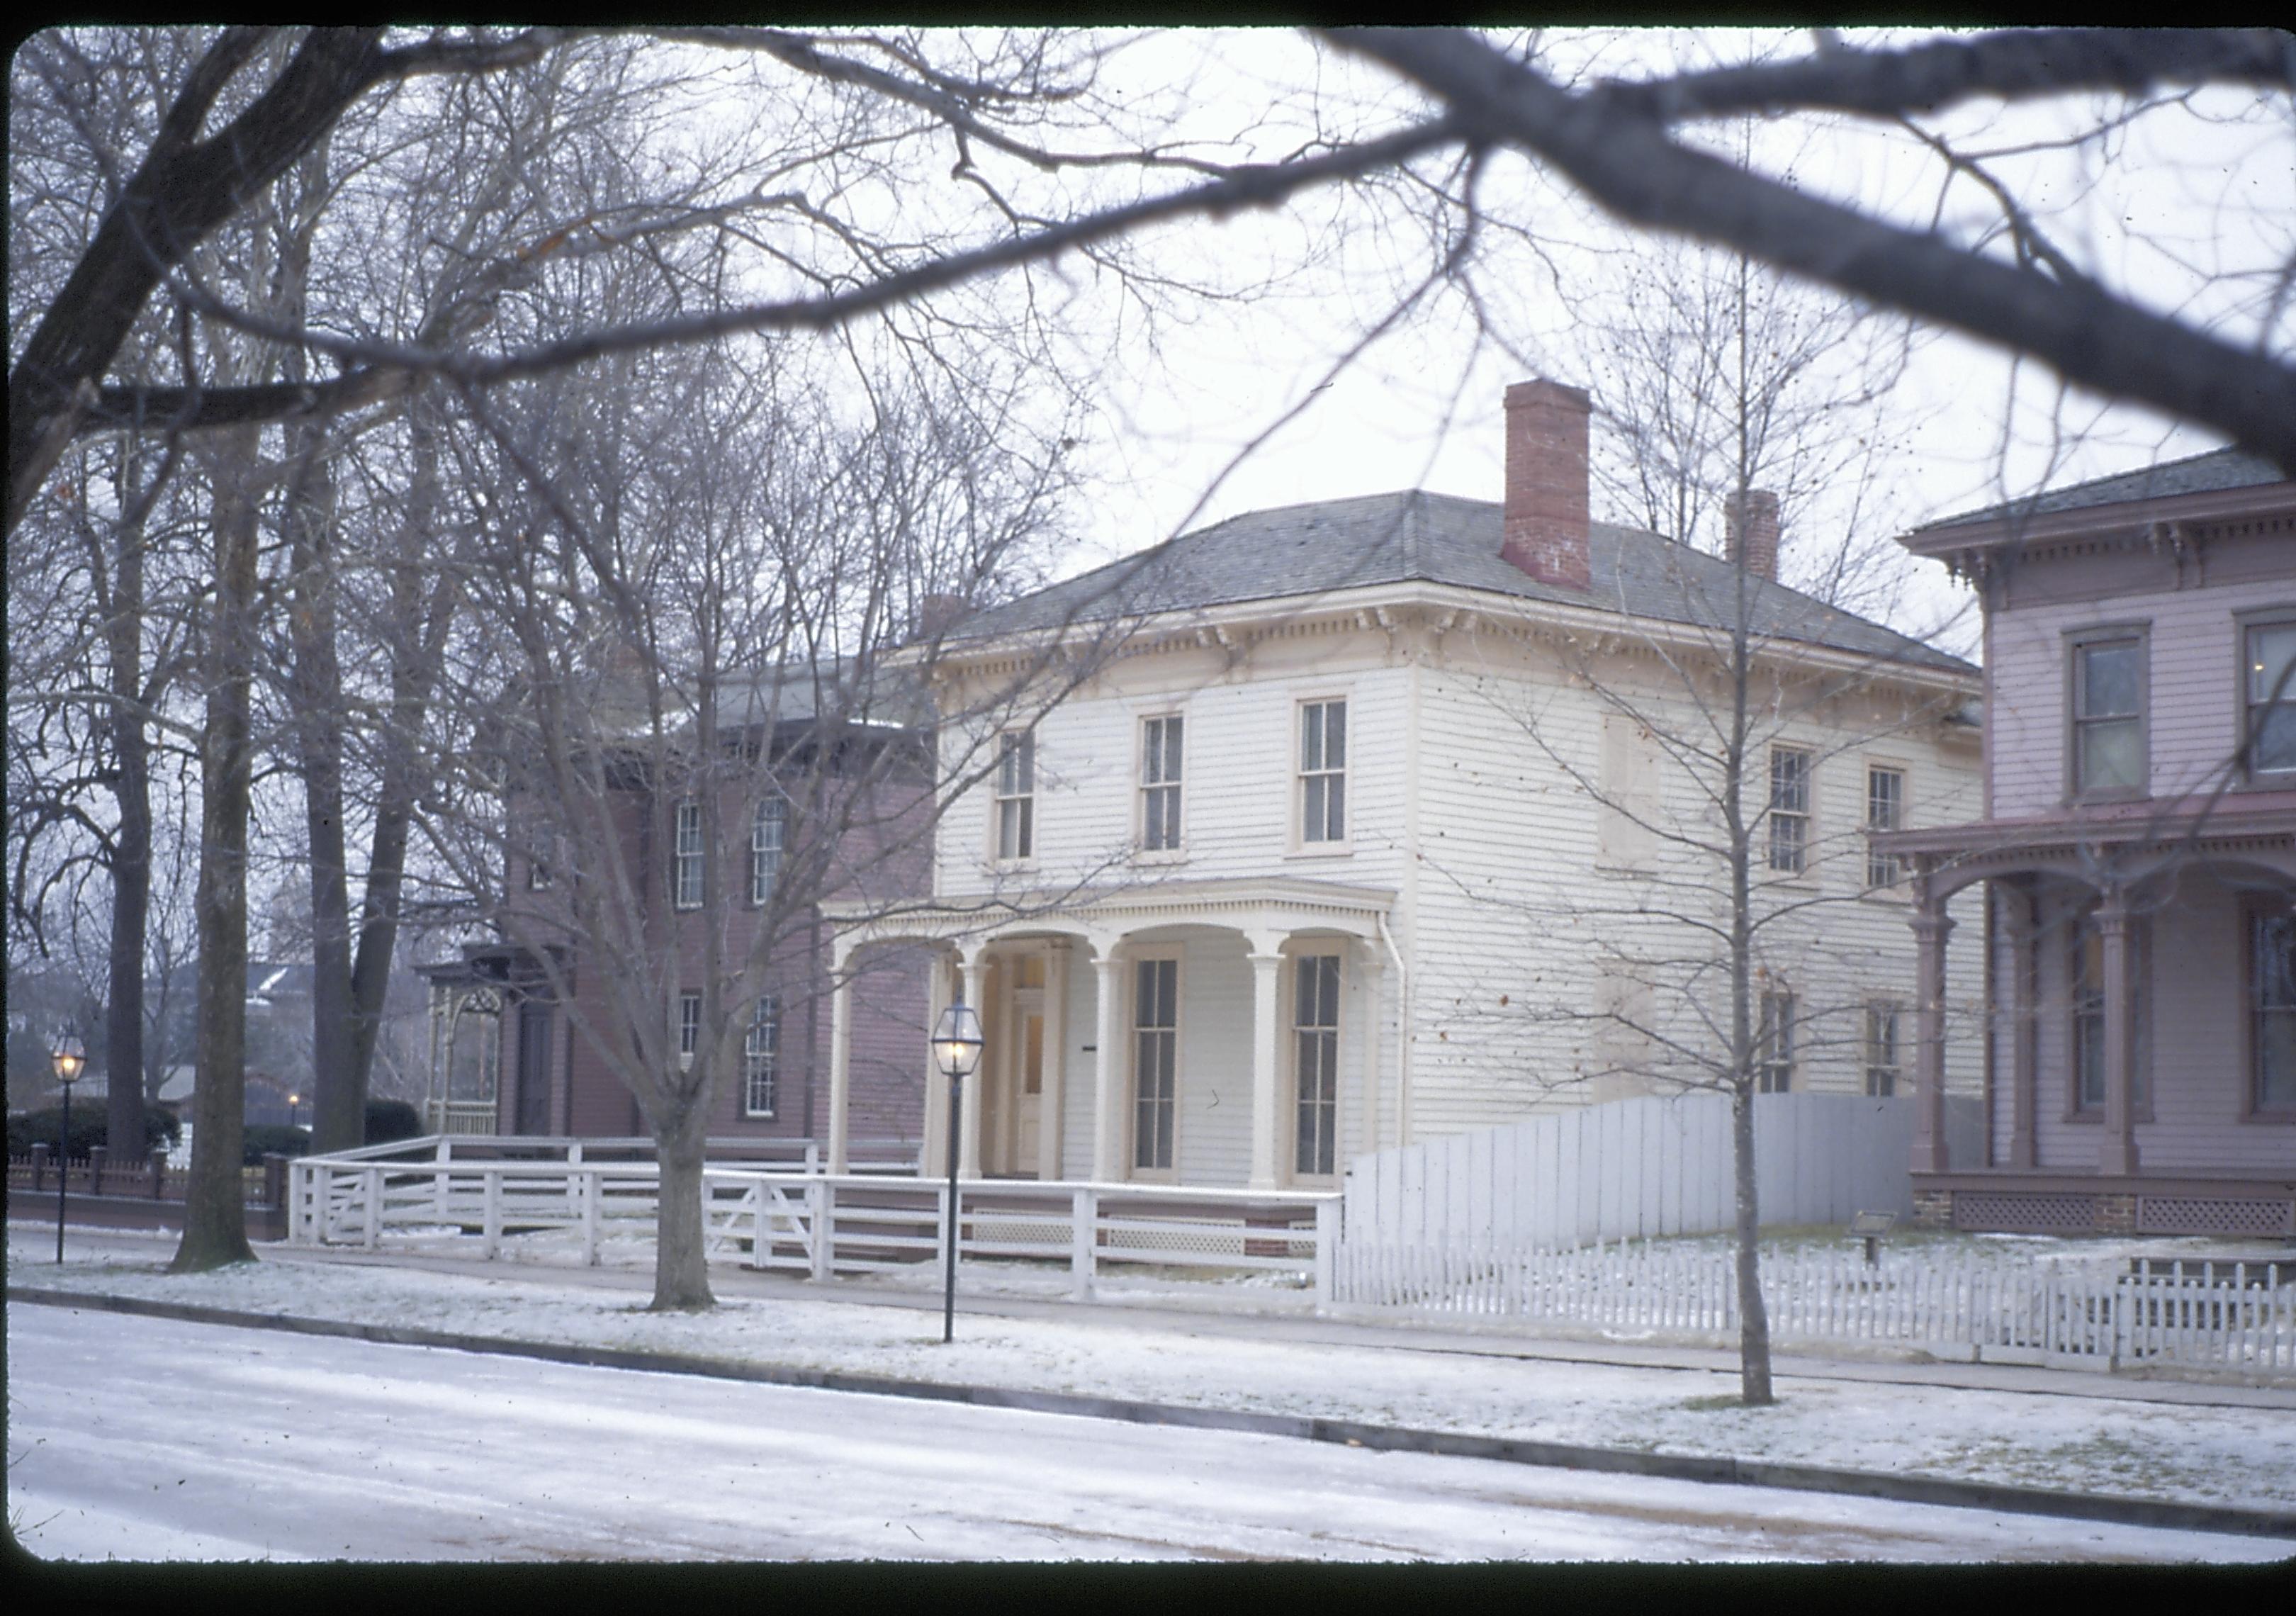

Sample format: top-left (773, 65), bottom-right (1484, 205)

top-left (1864, 1003), bottom-right (1901, 1097)
top-left (2251, 906), bottom-right (2296, 1115)
top-left (995, 732), bottom-right (1035, 861)
top-left (744, 996), bottom-right (780, 1117)
top-left (2071, 632), bottom-right (2145, 797)
top-left (1866, 766), bottom-right (1905, 888)
top-left (525, 829), bottom-right (556, 891)
top-left (1140, 715), bottom-right (1183, 852)
top-left (1767, 747), bottom-right (1810, 875)
top-left (1755, 991), bottom-right (1795, 1092)
top-left (1293, 955), bottom-right (1341, 1177)
top-left (1300, 699), bottom-right (1346, 844)
top-left (2244, 619), bottom-right (2296, 782)
top-left (677, 992), bottom-right (702, 1072)
top-left (673, 799), bottom-right (704, 909)
top-left (1132, 958), bottom-right (1178, 1172)
top-left (750, 798), bottom-right (786, 907)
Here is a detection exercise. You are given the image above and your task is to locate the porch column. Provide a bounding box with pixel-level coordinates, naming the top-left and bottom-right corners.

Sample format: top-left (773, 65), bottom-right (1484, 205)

top-left (2097, 892), bottom-right (2140, 1176)
top-left (1247, 933), bottom-right (1286, 1190)
top-left (1091, 942), bottom-right (1126, 1181)
top-left (1039, 942), bottom-right (1071, 1181)
top-left (826, 942), bottom-right (855, 1174)
top-left (920, 948), bottom-right (953, 1178)
top-left (1910, 882), bottom-right (1953, 1172)
top-left (2002, 880), bottom-right (2039, 1169)
top-left (960, 947), bottom-right (989, 1179)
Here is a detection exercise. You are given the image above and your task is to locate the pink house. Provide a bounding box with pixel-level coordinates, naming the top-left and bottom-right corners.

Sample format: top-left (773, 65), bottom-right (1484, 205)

top-left (1881, 449), bottom-right (2296, 1237)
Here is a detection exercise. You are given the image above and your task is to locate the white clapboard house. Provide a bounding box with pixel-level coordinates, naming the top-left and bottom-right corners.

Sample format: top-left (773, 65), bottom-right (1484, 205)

top-left (818, 380), bottom-right (1986, 1190)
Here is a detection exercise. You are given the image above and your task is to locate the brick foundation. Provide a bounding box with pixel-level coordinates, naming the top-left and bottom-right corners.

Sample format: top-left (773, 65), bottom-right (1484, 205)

top-left (2094, 1192), bottom-right (2139, 1235)
top-left (1911, 1189), bottom-right (1953, 1230)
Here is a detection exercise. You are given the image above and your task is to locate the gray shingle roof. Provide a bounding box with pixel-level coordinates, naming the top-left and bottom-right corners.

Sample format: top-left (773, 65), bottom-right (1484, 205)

top-left (951, 489), bottom-right (1969, 674)
top-left (1918, 447), bottom-right (2288, 531)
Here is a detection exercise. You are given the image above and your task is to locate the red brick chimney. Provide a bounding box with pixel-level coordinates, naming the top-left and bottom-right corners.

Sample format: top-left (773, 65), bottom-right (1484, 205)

top-left (1502, 379), bottom-right (1591, 591)
top-left (1724, 489), bottom-right (1779, 580)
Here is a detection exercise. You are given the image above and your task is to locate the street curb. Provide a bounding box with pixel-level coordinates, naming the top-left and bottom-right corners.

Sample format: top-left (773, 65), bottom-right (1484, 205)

top-left (13, 1284), bottom-right (2295, 1544)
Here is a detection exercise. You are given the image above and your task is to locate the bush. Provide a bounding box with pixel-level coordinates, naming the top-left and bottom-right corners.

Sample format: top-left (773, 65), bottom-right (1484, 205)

top-left (242, 1124), bottom-right (312, 1165)
top-left (7, 1103), bottom-right (180, 1160)
top-left (364, 1097), bottom-right (422, 1144)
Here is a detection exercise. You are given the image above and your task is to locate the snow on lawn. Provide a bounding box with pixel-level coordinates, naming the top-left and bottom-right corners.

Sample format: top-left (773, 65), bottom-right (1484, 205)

top-left (11, 1226), bottom-right (2295, 1515)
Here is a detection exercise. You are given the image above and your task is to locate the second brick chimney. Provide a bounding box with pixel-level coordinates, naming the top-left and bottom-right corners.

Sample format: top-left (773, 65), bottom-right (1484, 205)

top-left (1502, 379), bottom-right (1592, 592)
top-left (1724, 489), bottom-right (1780, 581)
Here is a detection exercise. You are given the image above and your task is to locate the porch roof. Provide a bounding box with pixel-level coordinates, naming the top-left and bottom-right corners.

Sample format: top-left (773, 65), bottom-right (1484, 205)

top-left (821, 874), bottom-right (1399, 958)
top-left (1874, 793), bottom-right (2296, 895)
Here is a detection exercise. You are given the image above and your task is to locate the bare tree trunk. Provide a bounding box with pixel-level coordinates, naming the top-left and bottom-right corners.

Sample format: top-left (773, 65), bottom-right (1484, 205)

top-left (172, 426), bottom-right (261, 1272)
top-left (650, 1096), bottom-right (714, 1311)
top-left (103, 489), bottom-right (153, 1165)
top-left (1731, 1074), bottom-right (1772, 1404)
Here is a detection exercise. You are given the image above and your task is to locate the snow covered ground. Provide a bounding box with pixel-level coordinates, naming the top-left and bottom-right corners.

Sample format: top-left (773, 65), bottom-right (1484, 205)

top-left (11, 1225), bottom-right (2295, 1524)
top-left (9, 1304), bottom-right (2288, 1564)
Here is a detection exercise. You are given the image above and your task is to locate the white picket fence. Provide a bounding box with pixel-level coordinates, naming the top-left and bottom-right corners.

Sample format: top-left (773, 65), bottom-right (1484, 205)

top-left (1345, 1091), bottom-right (1930, 1250)
top-left (1333, 1239), bottom-right (2296, 1374)
top-left (285, 1136), bottom-right (1338, 1302)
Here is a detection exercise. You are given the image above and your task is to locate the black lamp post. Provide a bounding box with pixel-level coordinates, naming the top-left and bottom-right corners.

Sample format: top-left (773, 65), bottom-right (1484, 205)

top-left (930, 998), bottom-right (983, 1344)
top-left (51, 1028), bottom-right (85, 1264)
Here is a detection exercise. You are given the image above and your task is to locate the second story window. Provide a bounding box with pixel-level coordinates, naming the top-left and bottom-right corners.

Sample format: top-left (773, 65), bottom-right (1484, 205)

top-left (750, 798), bottom-right (786, 907)
top-left (1866, 765), bottom-right (1904, 887)
top-left (1300, 699), bottom-right (1346, 844)
top-left (1767, 747), bottom-right (1810, 874)
top-left (2245, 619), bottom-right (2296, 781)
top-left (2071, 634), bottom-right (2144, 797)
top-left (1140, 714), bottom-right (1183, 852)
top-left (673, 800), bottom-right (704, 909)
top-left (995, 732), bottom-right (1034, 861)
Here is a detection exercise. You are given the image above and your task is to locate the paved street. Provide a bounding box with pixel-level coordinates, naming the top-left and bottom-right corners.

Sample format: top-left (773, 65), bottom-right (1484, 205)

top-left (9, 1303), bottom-right (2283, 1563)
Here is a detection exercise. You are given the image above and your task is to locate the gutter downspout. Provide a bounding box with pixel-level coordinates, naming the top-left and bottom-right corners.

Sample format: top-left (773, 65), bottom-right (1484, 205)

top-left (1377, 909), bottom-right (1409, 1150)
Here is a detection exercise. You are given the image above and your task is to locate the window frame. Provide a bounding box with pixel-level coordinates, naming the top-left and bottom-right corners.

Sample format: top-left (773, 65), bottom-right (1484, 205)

top-left (2064, 624), bottom-right (2150, 804)
top-left (1864, 762), bottom-right (1907, 890)
top-left (1294, 695), bottom-right (1350, 853)
top-left (992, 730), bottom-right (1035, 864)
top-left (673, 799), bottom-right (704, 911)
top-left (1863, 1001), bottom-right (1901, 1098)
top-left (1766, 746), bottom-right (1812, 877)
top-left (1128, 951), bottom-right (1182, 1179)
top-left (743, 995), bottom-right (780, 1119)
top-left (1137, 711), bottom-right (1186, 858)
top-left (2236, 607), bottom-right (2296, 789)
top-left (524, 826), bottom-right (556, 892)
top-left (2241, 895), bottom-right (2296, 1122)
top-left (1755, 989), bottom-right (1795, 1093)
top-left (750, 797), bottom-right (787, 908)
top-left (2064, 908), bottom-right (2152, 1123)
top-left (1290, 953), bottom-right (1344, 1182)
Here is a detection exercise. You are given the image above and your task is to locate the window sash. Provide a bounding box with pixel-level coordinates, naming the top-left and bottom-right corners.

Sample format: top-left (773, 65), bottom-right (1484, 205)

top-left (1300, 700), bottom-right (1346, 843)
top-left (1864, 1004), bottom-right (1900, 1097)
top-left (1293, 955), bottom-right (1341, 1177)
top-left (1133, 958), bottom-right (1176, 1170)
top-left (1141, 716), bottom-right (1183, 851)
top-left (678, 992), bottom-right (702, 1067)
top-left (1767, 749), bottom-right (1809, 874)
top-left (1866, 768), bottom-right (1903, 887)
top-left (996, 734), bottom-right (1035, 860)
top-left (2073, 639), bottom-right (2144, 794)
top-left (2253, 911), bottom-right (2296, 1111)
top-left (2247, 623), bottom-right (2296, 778)
top-left (745, 997), bottom-right (780, 1117)
top-left (750, 799), bottom-right (786, 906)
top-left (1756, 992), bottom-right (1794, 1092)
top-left (674, 802), bottom-right (704, 908)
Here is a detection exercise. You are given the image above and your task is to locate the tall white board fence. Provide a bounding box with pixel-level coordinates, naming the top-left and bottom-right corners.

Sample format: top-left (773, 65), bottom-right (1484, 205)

top-left (1344, 1092), bottom-right (1913, 1250)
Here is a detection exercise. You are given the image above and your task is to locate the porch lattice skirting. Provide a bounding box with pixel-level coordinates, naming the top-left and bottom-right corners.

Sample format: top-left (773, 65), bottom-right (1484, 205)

top-left (1332, 1241), bottom-right (2296, 1375)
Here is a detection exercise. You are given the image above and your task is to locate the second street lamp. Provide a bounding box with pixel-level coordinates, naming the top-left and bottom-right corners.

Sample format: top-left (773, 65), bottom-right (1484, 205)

top-left (930, 999), bottom-right (984, 1345)
top-left (50, 1028), bottom-right (85, 1264)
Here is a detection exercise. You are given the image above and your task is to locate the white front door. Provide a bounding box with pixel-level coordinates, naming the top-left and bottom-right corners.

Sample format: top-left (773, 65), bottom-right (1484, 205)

top-left (1012, 992), bottom-right (1045, 1174)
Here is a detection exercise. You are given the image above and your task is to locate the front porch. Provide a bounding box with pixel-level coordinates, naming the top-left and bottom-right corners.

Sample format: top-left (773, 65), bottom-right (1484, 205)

top-left (1881, 801), bottom-right (2296, 1238)
top-left (821, 875), bottom-right (1399, 1191)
